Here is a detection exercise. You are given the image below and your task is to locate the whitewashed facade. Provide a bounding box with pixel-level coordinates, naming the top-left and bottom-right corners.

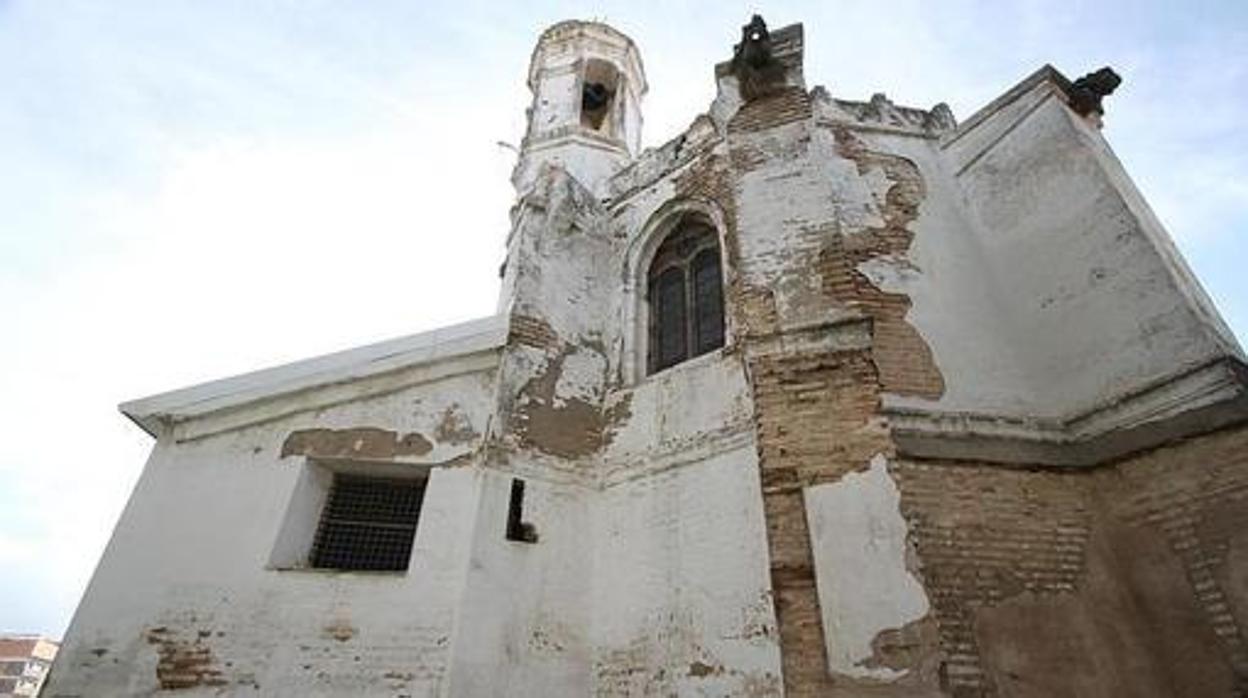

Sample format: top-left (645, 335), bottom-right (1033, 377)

top-left (49, 18), bottom-right (1248, 698)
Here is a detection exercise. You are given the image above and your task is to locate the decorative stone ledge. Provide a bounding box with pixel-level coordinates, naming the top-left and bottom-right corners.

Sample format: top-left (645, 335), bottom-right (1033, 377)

top-left (887, 357), bottom-right (1248, 467)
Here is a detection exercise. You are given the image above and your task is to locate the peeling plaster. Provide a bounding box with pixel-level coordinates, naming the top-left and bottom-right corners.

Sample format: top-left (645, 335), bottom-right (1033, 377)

top-left (280, 427), bottom-right (432, 460)
top-left (804, 454), bottom-right (930, 680)
top-left (52, 18), bottom-right (1248, 698)
top-left (433, 404), bottom-right (479, 445)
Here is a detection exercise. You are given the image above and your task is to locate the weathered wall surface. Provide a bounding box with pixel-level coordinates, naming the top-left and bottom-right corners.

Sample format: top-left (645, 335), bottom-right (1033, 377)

top-left (951, 81), bottom-right (1241, 420)
top-left (47, 366), bottom-right (498, 697)
top-left (497, 167), bottom-right (623, 475)
top-left (490, 156), bottom-right (786, 696)
top-left (593, 352), bottom-right (782, 697)
top-left (644, 56), bottom-right (1248, 696)
top-left (444, 468), bottom-right (594, 697)
top-left (593, 445), bottom-right (780, 696)
top-left (667, 72), bottom-right (957, 696)
top-left (891, 422), bottom-right (1248, 697)
top-left (843, 123), bottom-right (1031, 415)
top-left (53, 19), bottom-right (1248, 698)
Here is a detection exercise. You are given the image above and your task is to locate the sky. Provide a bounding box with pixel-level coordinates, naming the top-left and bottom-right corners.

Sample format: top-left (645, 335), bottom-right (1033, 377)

top-left (1, 0), bottom-right (1245, 639)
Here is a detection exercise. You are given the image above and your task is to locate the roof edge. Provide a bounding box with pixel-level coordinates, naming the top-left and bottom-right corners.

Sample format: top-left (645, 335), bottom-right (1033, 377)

top-left (120, 315), bottom-right (508, 438)
top-left (942, 64), bottom-right (1069, 150)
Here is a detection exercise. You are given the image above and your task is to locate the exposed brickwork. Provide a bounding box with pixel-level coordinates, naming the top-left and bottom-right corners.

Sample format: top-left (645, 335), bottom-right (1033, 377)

top-left (719, 82), bottom-right (953, 695)
top-left (717, 83), bottom-right (950, 695)
top-left (750, 350), bottom-right (889, 490)
top-left (1101, 425), bottom-right (1248, 693)
top-left (671, 151), bottom-right (782, 346)
top-left (728, 87), bottom-right (813, 134)
top-left (748, 348), bottom-right (891, 695)
top-left (145, 626), bottom-right (228, 690)
top-left (892, 461), bottom-right (1093, 696)
top-left (671, 121), bottom-right (834, 697)
top-left (884, 425), bottom-right (1248, 697)
top-left (823, 126), bottom-right (945, 399)
top-left (508, 314), bottom-right (560, 350)
top-left (688, 85), bottom-right (1248, 698)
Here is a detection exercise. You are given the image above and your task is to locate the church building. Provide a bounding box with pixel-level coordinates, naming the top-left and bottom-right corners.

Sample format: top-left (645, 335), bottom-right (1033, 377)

top-left (48, 16), bottom-right (1248, 697)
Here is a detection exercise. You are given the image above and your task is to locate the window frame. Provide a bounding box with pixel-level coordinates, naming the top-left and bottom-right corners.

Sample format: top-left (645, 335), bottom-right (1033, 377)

top-left (624, 199), bottom-right (732, 384)
top-left (267, 458), bottom-right (431, 575)
top-left (646, 222), bottom-right (725, 374)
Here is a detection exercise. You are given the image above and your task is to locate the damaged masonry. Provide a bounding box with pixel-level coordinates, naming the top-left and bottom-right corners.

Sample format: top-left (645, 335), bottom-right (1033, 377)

top-left (50, 15), bottom-right (1248, 698)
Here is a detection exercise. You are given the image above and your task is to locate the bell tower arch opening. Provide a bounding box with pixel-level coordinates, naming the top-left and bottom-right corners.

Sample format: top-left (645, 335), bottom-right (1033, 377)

top-left (511, 21), bottom-right (647, 197)
top-left (580, 58), bottom-right (621, 134)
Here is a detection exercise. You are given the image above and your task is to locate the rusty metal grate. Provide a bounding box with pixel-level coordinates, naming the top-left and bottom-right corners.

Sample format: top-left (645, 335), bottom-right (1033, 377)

top-left (310, 474), bottom-right (425, 572)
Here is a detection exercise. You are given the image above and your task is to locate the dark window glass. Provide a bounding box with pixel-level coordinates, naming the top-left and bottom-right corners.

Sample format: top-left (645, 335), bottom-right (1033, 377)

top-left (647, 221), bottom-right (724, 374)
top-left (692, 249), bottom-right (724, 355)
top-left (654, 267), bottom-right (687, 371)
top-left (310, 474), bottom-right (425, 572)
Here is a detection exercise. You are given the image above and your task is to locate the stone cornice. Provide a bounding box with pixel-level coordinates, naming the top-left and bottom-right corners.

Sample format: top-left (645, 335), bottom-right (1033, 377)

top-left (121, 316), bottom-right (507, 439)
top-left (887, 357), bottom-right (1248, 467)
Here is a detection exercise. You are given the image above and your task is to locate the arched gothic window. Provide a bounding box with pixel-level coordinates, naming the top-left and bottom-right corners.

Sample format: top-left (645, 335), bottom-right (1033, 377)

top-left (647, 221), bottom-right (725, 374)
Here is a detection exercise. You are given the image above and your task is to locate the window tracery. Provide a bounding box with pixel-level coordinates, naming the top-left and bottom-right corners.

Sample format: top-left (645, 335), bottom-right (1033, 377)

top-left (647, 221), bottom-right (725, 373)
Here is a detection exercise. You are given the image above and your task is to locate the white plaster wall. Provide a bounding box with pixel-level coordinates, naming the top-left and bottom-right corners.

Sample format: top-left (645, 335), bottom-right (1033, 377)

top-left (516, 137), bottom-right (630, 199)
top-left (804, 455), bottom-right (930, 681)
top-left (734, 121), bottom-right (853, 332)
top-left (602, 352), bottom-right (753, 478)
top-left (956, 96), bottom-right (1231, 417)
top-left (502, 168), bottom-right (616, 347)
top-left (529, 69), bottom-right (581, 142)
top-left (592, 445), bottom-right (781, 696)
top-left (444, 468), bottom-right (593, 697)
top-left (856, 129), bottom-right (1035, 414)
top-left (591, 348), bottom-right (781, 695)
top-left (49, 368), bottom-right (498, 697)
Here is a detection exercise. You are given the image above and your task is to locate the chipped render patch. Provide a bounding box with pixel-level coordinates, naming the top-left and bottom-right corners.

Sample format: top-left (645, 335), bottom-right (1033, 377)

top-left (280, 427), bottom-right (432, 460)
top-left (552, 346), bottom-right (607, 407)
top-left (803, 453), bottom-right (930, 680)
top-left (433, 404), bottom-right (479, 445)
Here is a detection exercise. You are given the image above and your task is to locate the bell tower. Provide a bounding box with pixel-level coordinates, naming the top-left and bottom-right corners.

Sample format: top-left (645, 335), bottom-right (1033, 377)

top-left (512, 21), bottom-right (647, 196)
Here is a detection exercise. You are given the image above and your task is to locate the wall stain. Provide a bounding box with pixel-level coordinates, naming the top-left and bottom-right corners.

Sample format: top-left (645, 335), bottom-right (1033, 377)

top-left (434, 405), bottom-right (479, 445)
top-left (145, 626), bottom-right (228, 690)
top-left (281, 427), bottom-right (432, 460)
top-left (513, 346), bottom-right (631, 459)
top-left (323, 619), bottom-right (356, 643)
top-left (857, 614), bottom-right (942, 687)
top-left (688, 660), bottom-right (720, 677)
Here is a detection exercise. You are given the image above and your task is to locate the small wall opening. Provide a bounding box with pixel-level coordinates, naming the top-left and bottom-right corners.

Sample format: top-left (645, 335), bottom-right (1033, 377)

top-left (505, 478), bottom-right (538, 543)
top-left (581, 59), bottom-right (620, 134)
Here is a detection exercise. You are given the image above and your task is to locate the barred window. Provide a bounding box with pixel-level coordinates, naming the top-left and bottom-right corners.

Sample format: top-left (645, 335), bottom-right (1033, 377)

top-left (309, 474), bottom-right (426, 572)
top-left (647, 221), bottom-right (725, 374)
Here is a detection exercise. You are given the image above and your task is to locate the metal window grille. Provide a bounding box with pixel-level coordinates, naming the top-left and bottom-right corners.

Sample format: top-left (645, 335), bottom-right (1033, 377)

top-left (310, 474), bottom-right (425, 572)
